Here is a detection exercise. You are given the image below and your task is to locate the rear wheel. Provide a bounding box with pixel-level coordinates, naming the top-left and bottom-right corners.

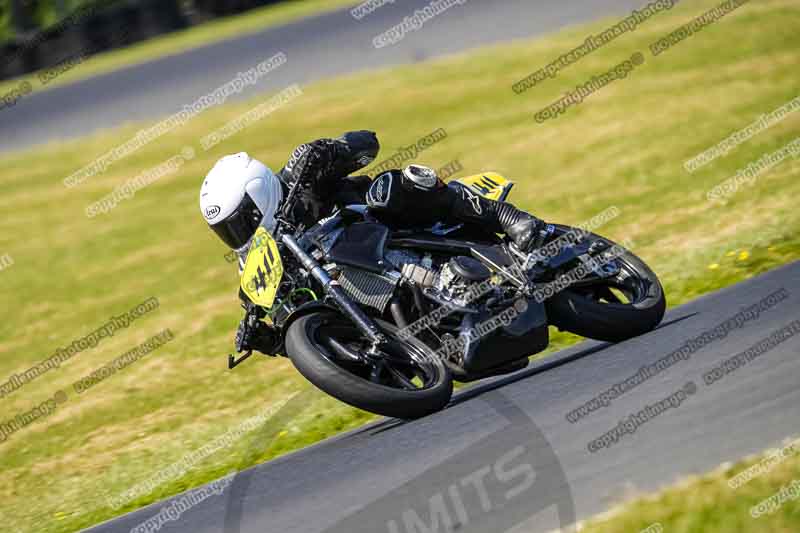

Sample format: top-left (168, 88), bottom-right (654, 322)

top-left (544, 229), bottom-right (666, 343)
top-left (286, 312), bottom-right (453, 419)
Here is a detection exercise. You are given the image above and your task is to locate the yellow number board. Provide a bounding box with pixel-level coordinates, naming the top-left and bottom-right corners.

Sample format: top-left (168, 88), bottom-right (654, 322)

top-left (456, 172), bottom-right (514, 202)
top-left (240, 227), bottom-right (284, 308)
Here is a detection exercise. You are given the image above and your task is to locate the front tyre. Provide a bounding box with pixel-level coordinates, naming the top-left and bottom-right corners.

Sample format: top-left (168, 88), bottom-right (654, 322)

top-left (286, 312), bottom-right (453, 419)
top-left (545, 229), bottom-right (666, 343)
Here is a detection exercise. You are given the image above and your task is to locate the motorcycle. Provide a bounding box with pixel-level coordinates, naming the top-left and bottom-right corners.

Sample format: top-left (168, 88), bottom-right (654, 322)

top-left (229, 172), bottom-right (665, 419)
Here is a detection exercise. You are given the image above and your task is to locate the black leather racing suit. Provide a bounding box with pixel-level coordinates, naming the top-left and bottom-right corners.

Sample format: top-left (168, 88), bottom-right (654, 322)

top-left (276, 130), bottom-right (545, 248)
top-left (236, 130), bottom-right (545, 354)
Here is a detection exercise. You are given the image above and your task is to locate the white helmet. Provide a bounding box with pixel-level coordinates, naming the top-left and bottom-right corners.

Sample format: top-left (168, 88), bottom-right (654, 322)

top-left (199, 152), bottom-right (283, 251)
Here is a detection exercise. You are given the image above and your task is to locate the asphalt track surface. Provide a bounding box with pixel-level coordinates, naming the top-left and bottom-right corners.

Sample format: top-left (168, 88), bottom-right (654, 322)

top-left (86, 262), bottom-right (800, 532)
top-left (0, 0), bottom-right (649, 153)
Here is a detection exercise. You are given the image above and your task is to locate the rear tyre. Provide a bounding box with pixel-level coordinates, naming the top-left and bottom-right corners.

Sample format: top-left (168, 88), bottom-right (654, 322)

top-left (286, 312), bottom-right (453, 419)
top-left (545, 229), bottom-right (666, 343)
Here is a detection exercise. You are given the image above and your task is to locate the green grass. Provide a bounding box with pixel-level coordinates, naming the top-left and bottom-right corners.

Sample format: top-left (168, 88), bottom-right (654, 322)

top-left (581, 436), bottom-right (800, 533)
top-left (0, 0), bottom-right (798, 531)
top-left (0, 0), bottom-right (358, 95)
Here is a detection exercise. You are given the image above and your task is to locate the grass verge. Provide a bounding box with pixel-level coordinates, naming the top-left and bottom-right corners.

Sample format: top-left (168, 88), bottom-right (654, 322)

top-left (0, 0), bottom-right (798, 531)
top-left (580, 436), bottom-right (800, 532)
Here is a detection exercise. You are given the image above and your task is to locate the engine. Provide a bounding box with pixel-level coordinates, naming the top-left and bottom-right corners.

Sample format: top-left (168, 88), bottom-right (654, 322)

top-left (385, 250), bottom-right (494, 308)
top-left (433, 256), bottom-right (493, 307)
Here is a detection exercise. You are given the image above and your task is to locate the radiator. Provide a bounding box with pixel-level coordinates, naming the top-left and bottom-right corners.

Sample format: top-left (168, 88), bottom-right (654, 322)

top-left (337, 267), bottom-right (398, 312)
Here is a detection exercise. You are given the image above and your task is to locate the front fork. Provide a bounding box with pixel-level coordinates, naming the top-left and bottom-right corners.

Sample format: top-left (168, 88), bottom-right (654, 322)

top-left (281, 234), bottom-right (388, 351)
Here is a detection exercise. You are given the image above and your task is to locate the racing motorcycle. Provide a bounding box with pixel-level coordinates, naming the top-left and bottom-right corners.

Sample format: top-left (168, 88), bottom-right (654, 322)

top-left (229, 173), bottom-right (666, 419)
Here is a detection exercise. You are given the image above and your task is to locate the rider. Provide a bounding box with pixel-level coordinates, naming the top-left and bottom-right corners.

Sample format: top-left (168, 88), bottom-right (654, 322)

top-left (199, 130), bottom-right (548, 355)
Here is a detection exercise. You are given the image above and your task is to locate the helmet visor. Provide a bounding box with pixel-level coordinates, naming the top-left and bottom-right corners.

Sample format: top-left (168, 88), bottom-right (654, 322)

top-left (210, 193), bottom-right (263, 250)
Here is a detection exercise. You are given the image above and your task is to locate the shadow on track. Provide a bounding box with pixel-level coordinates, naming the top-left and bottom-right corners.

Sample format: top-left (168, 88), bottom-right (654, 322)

top-left (364, 311), bottom-right (700, 436)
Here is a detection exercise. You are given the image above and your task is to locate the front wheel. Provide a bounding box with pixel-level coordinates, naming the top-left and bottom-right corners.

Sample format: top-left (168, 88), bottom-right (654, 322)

top-left (286, 312), bottom-right (453, 419)
top-left (544, 228), bottom-right (666, 343)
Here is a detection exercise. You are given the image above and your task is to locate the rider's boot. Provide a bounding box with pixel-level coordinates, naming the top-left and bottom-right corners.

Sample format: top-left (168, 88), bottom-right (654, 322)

top-left (449, 182), bottom-right (550, 252)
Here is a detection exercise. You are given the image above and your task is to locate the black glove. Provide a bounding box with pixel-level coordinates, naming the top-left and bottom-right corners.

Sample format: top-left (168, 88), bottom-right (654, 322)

top-left (282, 131), bottom-right (379, 189)
top-left (235, 315), bottom-right (279, 355)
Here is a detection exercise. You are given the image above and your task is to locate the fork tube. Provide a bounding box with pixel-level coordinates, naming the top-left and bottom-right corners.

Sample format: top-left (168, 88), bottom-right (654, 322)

top-left (282, 234), bottom-right (386, 344)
